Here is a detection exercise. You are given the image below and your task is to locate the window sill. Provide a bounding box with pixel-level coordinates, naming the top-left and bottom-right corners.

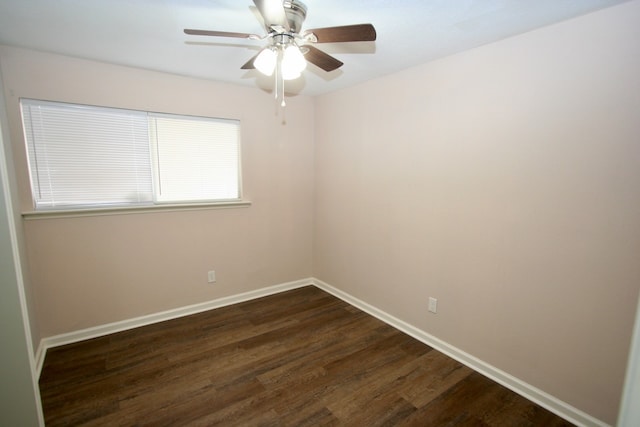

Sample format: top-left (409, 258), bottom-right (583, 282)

top-left (22, 200), bottom-right (252, 220)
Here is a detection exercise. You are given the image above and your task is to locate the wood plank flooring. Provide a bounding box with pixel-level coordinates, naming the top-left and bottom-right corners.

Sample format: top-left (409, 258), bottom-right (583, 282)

top-left (40, 286), bottom-right (574, 426)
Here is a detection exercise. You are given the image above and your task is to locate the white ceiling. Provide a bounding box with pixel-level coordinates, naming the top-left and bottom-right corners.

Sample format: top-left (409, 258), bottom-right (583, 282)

top-left (0, 0), bottom-right (630, 96)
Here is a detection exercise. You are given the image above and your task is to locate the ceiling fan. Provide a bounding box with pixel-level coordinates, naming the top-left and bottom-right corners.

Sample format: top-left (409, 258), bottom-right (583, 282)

top-left (184, 0), bottom-right (376, 105)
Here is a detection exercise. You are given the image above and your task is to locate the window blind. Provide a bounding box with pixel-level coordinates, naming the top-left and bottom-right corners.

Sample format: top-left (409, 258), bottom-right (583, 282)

top-left (149, 114), bottom-right (240, 203)
top-left (21, 99), bottom-right (153, 209)
top-left (20, 99), bottom-right (242, 211)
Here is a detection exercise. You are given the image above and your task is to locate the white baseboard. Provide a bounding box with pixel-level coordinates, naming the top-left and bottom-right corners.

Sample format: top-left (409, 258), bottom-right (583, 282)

top-left (35, 276), bottom-right (607, 427)
top-left (311, 278), bottom-right (608, 427)
top-left (36, 278), bottom-right (313, 377)
top-left (34, 341), bottom-right (46, 378)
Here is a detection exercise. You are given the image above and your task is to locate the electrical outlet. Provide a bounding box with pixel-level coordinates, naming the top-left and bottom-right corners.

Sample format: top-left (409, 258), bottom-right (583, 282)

top-left (428, 297), bottom-right (438, 314)
top-left (207, 270), bottom-right (216, 283)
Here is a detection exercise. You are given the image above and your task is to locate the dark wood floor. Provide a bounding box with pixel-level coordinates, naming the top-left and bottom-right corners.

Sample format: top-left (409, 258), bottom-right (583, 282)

top-left (40, 286), bottom-right (574, 426)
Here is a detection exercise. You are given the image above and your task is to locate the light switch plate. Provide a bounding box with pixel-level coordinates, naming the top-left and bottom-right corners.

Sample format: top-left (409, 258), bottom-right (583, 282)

top-left (428, 297), bottom-right (438, 313)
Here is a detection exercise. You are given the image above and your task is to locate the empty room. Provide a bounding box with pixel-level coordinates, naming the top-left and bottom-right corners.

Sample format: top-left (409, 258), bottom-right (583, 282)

top-left (1, 0), bottom-right (639, 426)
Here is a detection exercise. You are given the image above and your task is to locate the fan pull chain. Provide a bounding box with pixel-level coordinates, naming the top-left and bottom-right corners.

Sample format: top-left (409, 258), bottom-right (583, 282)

top-left (274, 52), bottom-right (286, 110)
top-left (273, 58), bottom-right (280, 116)
top-left (274, 59), bottom-right (279, 101)
top-left (280, 79), bottom-right (286, 108)
top-left (277, 65), bottom-right (286, 123)
top-left (279, 49), bottom-right (286, 108)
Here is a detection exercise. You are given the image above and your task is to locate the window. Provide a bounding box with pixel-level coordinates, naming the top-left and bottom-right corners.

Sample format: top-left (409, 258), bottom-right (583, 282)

top-left (20, 99), bottom-right (241, 210)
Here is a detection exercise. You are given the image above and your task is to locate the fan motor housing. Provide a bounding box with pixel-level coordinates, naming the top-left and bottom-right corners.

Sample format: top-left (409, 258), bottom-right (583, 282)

top-left (283, 0), bottom-right (307, 33)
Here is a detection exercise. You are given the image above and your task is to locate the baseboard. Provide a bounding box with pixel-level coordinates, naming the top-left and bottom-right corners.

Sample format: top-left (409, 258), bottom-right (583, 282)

top-left (35, 276), bottom-right (608, 427)
top-left (36, 277), bottom-right (313, 378)
top-left (311, 278), bottom-right (609, 427)
top-left (34, 341), bottom-right (46, 378)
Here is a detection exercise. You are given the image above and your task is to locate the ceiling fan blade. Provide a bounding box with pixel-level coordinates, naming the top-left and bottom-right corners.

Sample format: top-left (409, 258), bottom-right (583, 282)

top-left (184, 29), bottom-right (257, 39)
top-left (304, 46), bottom-right (343, 72)
top-left (241, 53), bottom-right (259, 70)
top-left (305, 24), bottom-right (377, 43)
top-left (253, 0), bottom-right (290, 32)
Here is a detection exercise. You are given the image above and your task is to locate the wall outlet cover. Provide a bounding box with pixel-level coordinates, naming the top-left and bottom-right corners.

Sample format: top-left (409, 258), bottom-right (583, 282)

top-left (428, 297), bottom-right (438, 313)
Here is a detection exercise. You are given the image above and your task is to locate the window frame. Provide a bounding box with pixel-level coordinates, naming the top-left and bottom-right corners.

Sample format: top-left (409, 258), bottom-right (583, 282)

top-left (19, 99), bottom-right (247, 216)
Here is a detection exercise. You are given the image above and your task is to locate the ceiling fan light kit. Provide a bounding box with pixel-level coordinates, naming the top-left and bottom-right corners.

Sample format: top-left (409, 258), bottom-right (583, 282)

top-left (184, 0), bottom-right (376, 108)
top-left (282, 44), bottom-right (307, 77)
top-left (254, 47), bottom-right (277, 76)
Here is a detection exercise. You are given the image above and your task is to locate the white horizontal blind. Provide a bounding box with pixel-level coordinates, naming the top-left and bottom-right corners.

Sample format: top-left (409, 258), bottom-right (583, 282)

top-left (149, 114), bottom-right (240, 203)
top-left (21, 99), bottom-right (152, 209)
top-left (20, 99), bottom-right (242, 211)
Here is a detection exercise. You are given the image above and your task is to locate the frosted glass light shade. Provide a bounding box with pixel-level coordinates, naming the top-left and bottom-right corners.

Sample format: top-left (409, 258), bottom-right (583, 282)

top-left (254, 48), bottom-right (277, 76)
top-left (281, 45), bottom-right (306, 80)
top-left (282, 67), bottom-right (301, 80)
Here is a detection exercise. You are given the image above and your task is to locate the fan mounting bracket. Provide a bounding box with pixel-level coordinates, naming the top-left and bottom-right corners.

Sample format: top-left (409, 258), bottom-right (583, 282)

top-left (283, 0), bottom-right (307, 34)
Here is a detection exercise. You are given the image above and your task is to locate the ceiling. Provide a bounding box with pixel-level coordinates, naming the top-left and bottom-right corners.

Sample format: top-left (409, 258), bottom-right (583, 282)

top-left (0, 0), bottom-right (630, 97)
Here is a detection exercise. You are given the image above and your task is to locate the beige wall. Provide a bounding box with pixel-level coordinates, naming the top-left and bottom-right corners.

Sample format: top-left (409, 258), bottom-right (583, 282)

top-left (314, 1), bottom-right (640, 425)
top-left (2, 1), bottom-right (639, 425)
top-left (0, 45), bottom-right (315, 337)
